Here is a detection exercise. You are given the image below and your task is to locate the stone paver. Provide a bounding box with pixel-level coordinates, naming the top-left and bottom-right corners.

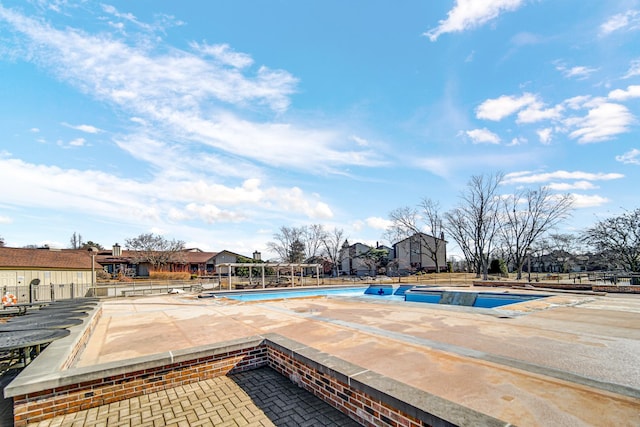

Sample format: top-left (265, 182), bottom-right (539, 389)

top-left (25, 367), bottom-right (361, 427)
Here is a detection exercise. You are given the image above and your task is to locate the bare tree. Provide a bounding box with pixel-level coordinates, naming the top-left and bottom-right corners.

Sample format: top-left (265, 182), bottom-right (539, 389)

top-left (0, 236), bottom-right (4, 247)
top-left (303, 224), bottom-right (328, 260)
top-left (582, 208), bottom-right (640, 272)
top-left (445, 173), bottom-right (503, 280)
top-left (388, 198), bottom-right (446, 273)
top-left (124, 233), bottom-right (186, 272)
top-left (267, 226), bottom-right (306, 262)
top-left (69, 232), bottom-right (83, 249)
top-left (500, 187), bottom-right (574, 279)
top-left (321, 227), bottom-right (347, 276)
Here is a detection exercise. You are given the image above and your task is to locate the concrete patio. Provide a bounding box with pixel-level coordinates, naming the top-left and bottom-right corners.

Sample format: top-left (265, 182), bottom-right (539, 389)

top-left (4, 285), bottom-right (640, 426)
top-left (65, 286), bottom-right (640, 426)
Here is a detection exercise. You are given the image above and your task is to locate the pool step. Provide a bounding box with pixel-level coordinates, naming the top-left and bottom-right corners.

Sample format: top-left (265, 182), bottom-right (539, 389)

top-left (439, 291), bottom-right (478, 306)
top-left (364, 285), bottom-right (395, 296)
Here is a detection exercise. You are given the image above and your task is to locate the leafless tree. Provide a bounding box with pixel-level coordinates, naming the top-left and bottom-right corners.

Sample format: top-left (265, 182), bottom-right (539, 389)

top-left (266, 226), bottom-right (306, 262)
top-left (124, 233), bottom-right (186, 271)
top-left (499, 187), bottom-right (574, 279)
top-left (582, 208), bottom-right (640, 272)
top-left (69, 232), bottom-right (83, 249)
top-left (303, 224), bottom-right (328, 260)
top-left (321, 227), bottom-right (347, 276)
top-left (0, 236), bottom-right (4, 247)
top-left (445, 173), bottom-right (503, 280)
top-left (388, 198), bottom-right (446, 273)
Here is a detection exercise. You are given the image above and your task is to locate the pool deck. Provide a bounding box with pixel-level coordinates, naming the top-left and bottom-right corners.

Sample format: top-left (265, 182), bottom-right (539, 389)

top-left (74, 286), bottom-right (640, 426)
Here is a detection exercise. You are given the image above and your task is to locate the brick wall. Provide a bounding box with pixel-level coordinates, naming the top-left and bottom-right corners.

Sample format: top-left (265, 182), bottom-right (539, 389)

top-left (9, 334), bottom-right (504, 427)
top-left (268, 346), bottom-right (427, 427)
top-left (12, 346), bottom-right (267, 426)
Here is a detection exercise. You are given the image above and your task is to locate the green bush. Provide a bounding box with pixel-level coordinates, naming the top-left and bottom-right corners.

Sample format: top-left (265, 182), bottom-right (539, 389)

top-left (489, 259), bottom-right (508, 276)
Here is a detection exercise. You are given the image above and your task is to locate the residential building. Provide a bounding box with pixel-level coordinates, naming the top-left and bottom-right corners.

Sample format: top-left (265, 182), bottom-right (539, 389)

top-left (393, 232), bottom-right (447, 275)
top-left (339, 241), bottom-right (374, 276)
top-left (0, 246), bottom-right (94, 300)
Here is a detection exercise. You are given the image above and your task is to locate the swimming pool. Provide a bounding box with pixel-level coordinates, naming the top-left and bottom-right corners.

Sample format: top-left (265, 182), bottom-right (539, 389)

top-left (222, 287), bottom-right (369, 301)
top-left (221, 285), bottom-right (546, 308)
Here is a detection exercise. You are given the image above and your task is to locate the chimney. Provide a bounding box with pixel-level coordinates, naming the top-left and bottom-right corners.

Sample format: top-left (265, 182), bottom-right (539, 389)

top-left (113, 243), bottom-right (122, 257)
top-left (253, 251), bottom-right (261, 261)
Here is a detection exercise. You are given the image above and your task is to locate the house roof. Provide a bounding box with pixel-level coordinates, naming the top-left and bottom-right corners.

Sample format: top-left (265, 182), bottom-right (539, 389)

top-left (0, 247), bottom-right (93, 270)
top-left (95, 249), bottom-right (219, 265)
top-left (183, 251), bottom-right (218, 263)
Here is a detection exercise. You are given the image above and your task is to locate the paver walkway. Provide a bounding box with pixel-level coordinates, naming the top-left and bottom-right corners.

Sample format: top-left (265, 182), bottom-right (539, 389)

top-left (26, 367), bottom-right (361, 427)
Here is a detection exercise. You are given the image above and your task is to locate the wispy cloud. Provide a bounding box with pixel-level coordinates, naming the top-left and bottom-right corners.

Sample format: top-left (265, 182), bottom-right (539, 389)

top-left (0, 3), bottom-right (386, 230)
top-left (555, 63), bottom-right (598, 80)
top-left (503, 170), bottom-right (624, 185)
top-left (503, 170), bottom-right (621, 209)
top-left (365, 217), bottom-right (393, 230)
top-left (424, 0), bottom-right (526, 41)
top-left (190, 42), bottom-right (254, 68)
top-left (62, 123), bottom-right (101, 134)
top-left (0, 155), bottom-right (333, 225)
top-left (616, 148), bottom-right (640, 165)
top-left (599, 9), bottom-right (640, 36)
top-left (465, 128), bottom-right (501, 144)
top-left (623, 58), bottom-right (640, 79)
top-left (571, 194), bottom-right (609, 208)
top-left (536, 128), bottom-right (552, 144)
top-left (566, 102), bottom-right (635, 143)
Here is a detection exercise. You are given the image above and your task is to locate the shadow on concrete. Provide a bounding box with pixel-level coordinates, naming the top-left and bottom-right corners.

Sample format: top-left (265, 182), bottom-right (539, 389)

top-left (230, 367), bottom-right (361, 426)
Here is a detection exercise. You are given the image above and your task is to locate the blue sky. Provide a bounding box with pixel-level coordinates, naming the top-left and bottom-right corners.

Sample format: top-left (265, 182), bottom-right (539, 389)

top-left (0, 0), bottom-right (638, 258)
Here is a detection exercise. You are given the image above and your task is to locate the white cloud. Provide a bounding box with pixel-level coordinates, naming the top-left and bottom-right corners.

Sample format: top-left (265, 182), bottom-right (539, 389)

top-left (190, 42), bottom-right (254, 68)
top-left (571, 194), bottom-right (610, 208)
top-left (466, 128), bottom-right (501, 144)
top-left (616, 148), bottom-right (640, 165)
top-left (599, 10), bottom-right (640, 36)
top-left (68, 137), bottom-right (86, 147)
top-left (476, 93), bottom-right (537, 121)
top-left (63, 123), bottom-right (101, 133)
top-left (517, 103), bottom-right (563, 123)
top-left (0, 5), bottom-right (383, 176)
top-left (503, 170), bottom-right (624, 185)
top-left (546, 181), bottom-right (597, 191)
top-left (0, 215), bottom-right (12, 224)
top-left (0, 156), bottom-right (334, 227)
top-left (508, 137), bottom-right (527, 146)
top-left (608, 85), bottom-right (640, 101)
top-left (567, 103), bottom-right (635, 143)
top-left (556, 64), bottom-right (598, 80)
top-left (30, 128), bottom-right (39, 133)
top-left (623, 59), bottom-right (640, 79)
top-left (536, 128), bottom-right (552, 144)
top-left (365, 217), bottom-right (393, 230)
top-left (424, 0), bottom-right (526, 41)
top-left (510, 31), bottom-right (543, 46)
top-left (350, 135), bottom-right (370, 147)
top-left (563, 95), bottom-right (593, 110)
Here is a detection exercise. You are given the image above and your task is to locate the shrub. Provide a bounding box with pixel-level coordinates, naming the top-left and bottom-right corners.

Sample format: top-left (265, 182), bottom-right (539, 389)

top-left (149, 271), bottom-right (191, 281)
top-left (489, 259), bottom-right (508, 276)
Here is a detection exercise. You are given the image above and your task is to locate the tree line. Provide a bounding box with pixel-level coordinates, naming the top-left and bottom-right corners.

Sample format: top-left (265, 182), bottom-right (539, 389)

top-left (5, 170), bottom-right (636, 276)
top-left (266, 172), bottom-right (640, 276)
